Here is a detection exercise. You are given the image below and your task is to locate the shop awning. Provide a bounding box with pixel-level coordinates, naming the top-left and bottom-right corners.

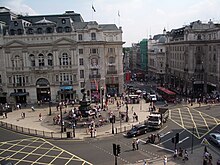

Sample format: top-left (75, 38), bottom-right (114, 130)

top-left (10, 92), bottom-right (29, 96)
top-left (60, 86), bottom-right (73, 90)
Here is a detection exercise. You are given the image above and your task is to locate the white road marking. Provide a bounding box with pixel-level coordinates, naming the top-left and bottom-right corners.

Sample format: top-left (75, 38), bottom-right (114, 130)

top-left (150, 144), bottom-right (173, 152)
top-left (160, 131), bottom-right (171, 138)
top-left (179, 137), bottom-right (189, 144)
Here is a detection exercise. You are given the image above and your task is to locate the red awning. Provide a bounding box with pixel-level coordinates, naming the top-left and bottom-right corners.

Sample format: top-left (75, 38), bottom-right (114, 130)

top-left (157, 87), bottom-right (176, 95)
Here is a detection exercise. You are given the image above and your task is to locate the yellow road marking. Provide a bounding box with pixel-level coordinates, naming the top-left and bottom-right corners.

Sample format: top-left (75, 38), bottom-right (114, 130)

top-left (186, 107), bottom-right (200, 138)
top-left (32, 146), bottom-right (57, 165)
top-left (191, 108), bottom-right (220, 124)
top-left (15, 139), bottom-right (46, 165)
top-left (170, 118), bottom-right (200, 139)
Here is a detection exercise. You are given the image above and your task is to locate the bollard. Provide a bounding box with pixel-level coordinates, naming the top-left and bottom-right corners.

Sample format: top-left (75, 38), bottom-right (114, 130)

top-left (115, 128), bottom-right (117, 134)
top-left (28, 128), bottom-right (30, 134)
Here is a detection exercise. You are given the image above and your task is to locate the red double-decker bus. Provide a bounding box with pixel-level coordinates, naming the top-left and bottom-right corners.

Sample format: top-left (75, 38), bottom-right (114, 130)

top-left (156, 87), bottom-right (176, 103)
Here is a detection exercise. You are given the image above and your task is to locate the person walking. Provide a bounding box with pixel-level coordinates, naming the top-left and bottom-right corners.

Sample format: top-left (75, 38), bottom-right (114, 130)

top-left (163, 155), bottom-right (167, 165)
top-left (39, 113), bottom-right (42, 121)
top-left (132, 140), bottom-right (136, 151)
top-left (136, 138), bottom-right (140, 150)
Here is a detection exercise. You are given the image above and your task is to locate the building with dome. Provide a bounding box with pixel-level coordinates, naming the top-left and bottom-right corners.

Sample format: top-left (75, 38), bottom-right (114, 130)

top-left (0, 7), bottom-right (124, 104)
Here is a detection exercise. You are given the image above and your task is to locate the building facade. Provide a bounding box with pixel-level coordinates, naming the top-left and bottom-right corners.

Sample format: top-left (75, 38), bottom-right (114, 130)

top-left (148, 32), bottom-right (166, 85)
top-left (0, 7), bottom-right (124, 104)
top-left (165, 20), bottom-right (220, 96)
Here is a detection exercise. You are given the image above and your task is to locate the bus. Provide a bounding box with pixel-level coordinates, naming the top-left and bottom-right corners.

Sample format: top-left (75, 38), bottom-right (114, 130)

top-left (156, 87), bottom-right (176, 103)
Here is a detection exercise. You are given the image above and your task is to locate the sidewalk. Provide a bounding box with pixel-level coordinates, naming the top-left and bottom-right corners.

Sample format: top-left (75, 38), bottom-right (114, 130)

top-left (0, 99), bottom-right (151, 139)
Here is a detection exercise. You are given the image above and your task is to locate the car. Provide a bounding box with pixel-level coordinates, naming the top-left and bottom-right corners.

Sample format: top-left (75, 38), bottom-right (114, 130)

top-left (209, 133), bottom-right (220, 146)
top-left (0, 160), bottom-right (14, 165)
top-left (124, 124), bottom-right (148, 138)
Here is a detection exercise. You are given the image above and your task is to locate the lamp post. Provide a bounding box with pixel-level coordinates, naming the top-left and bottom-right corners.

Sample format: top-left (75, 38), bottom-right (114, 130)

top-left (48, 91), bottom-right (51, 116)
top-left (101, 87), bottom-right (104, 109)
top-left (72, 122), bottom-right (76, 138)
top-left (60, 105), bottom-right (64, 133)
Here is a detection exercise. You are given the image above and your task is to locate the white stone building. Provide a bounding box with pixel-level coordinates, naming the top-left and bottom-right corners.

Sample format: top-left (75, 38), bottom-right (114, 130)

top-left (0, 7), bottom-right (124, 104)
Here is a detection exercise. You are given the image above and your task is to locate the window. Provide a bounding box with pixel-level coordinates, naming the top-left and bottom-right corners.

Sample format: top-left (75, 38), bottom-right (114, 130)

top-left (46, 27), bottom-right (53, 33)
top-left (79, 49), bottom-right (83, 54)
top-left (56, 75), bottom-right (59, 82)
top-left (8, 76), bottom-right (12, 83)
top-left (48, 53), bottom-right (53, 66)
top-left (12, 55), bottom-right (22, 68)
top-left (80, 70), bottom-right (84, 78)
top-left (80, 82), bottom-right (85, 88)
top-left (37, 28), bottom-right (43, 34)
top-left (59, 53), bottom-right (71, 66)
top-left (62, 19), bottom-right (66, 24)
top-left (26, 76), bottom-right (29, 84)
top-left (90, 48), bottom-right (98, 54)
top-left (10, 29), bottom-right (15, 35)
top-left (108, 48), bottom-right (115, 53)
top-left (14, 21), bottom-right (18, 26)
top-left (38, 54), bottom-right (44, 66)
top-left (109, 56), bottom-right (115, 64)
top-left (65, 27), bottom-right (71, 32)
top-left (91, 32), bottom-right (96, 40)
top-left (27, 28), bottom-right (33, 34)
top-left (78, 34), bottom-right (83, 40)
top-left (57, 27), bottom-right (63, 33)
top-left (29, 54), bottom-right (35, 67)
top-left (91, 58), bottom-right (98, 66)
top-left (108, 65), bottom-right (116, 71)
top-left (79, 58), bottom-right (84, 65)
top-left (17, 29), bottom-right (23, 35)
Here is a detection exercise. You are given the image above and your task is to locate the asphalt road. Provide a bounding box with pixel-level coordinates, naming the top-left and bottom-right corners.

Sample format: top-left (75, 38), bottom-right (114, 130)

top-left (0, 103), bottom-right (219, 165)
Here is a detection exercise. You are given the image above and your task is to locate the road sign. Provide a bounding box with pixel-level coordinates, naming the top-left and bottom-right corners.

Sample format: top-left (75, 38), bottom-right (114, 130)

top-left (201, 138), bottom-right (209, 146)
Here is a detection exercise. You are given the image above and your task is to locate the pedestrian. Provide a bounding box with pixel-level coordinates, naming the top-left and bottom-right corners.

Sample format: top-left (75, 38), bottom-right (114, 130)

top-left (23, 112), bottom-right (25, 118)
top-left (183, 149), bottom-right (188, 162)
top-left (136, 138), bottom-right (140, 150)
top-left (157, 133), bottom-right (161, 143)
top-left (173, 149), bottom-right (177, 159)
top-left (132, 140), bottom-right (136, 150)
top-left (31, 106), bottom-right (35, 111)
top-left (163, 155), bottom-right (167, 165)
top-left (39, 113), bottom-right (42, 121)
top-left (5, 112), bottom-right (7, 118)
top-left (2, 112), bottom-right (5, 119)
top-left (21, 112), bottom-right (24, 119)
top-left (94, 128), bottom-right (97, 138)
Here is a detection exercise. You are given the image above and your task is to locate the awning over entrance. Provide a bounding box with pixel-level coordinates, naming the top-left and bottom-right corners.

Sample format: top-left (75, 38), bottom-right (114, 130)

top-left (10, 92), bottom-right (29, 96)
top-left (60, 86), bottom-right (73, 90)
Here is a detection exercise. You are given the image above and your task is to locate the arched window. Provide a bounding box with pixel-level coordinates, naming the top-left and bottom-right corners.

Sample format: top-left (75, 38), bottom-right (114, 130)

top-left (17, 29), bottom-right (23, 35)
top-left (57, 27), bottom-right (63, 33)
top-left (46, 27), bottom-right (53, 33)
top-left (59, 53), bottom-right (71, 66)
top-left (37, 28), bottom-right (43, 34)
top-left (29, 54), bottom-right (35, 67)
top-left (38, 54), bottom-right (44, 66)
top-left (10, 29), bottom-right (15, 35)
top-left (65, 26), bottom-right (71, 32)
top-left (27, 28), bottom-right (33, 34)
top-left (91, 32), bottom-right (96, 40)
top-left (48, 53), bottom-right (53, 66)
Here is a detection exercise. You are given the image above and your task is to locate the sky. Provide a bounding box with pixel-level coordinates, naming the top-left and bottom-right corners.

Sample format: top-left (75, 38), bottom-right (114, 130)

top-left (2, 0), bottom-right (220, 47)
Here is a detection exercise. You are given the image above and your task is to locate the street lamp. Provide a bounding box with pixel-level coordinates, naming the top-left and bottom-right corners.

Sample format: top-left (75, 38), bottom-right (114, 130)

top-left (72, 122), bottom-right (76, 138)
top-left (101, 87), bottom-right (104, 109)
top-left (48, 91), bottom-right (51, 116)
top-left (60, 105), bottom-right (64, 133)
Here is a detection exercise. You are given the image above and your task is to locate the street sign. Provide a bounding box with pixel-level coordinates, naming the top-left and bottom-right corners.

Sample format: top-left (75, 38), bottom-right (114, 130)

top-left (201, 138), bottom-right (209, 146)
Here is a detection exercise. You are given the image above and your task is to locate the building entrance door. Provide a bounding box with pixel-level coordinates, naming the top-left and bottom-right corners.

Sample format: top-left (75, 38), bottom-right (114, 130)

top-left (36, 78), bottom-right (51, 102)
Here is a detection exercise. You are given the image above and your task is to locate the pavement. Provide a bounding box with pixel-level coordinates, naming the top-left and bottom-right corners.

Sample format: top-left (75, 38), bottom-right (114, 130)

top-left (0, 100), bottom-right (219, 165)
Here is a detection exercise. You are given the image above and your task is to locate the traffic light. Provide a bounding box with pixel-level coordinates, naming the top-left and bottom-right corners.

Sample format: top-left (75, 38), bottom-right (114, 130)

top-left (113, 143), bottom-right (117, 156)
top-left (171, 137), bottom-right (175, 143)
top-left (175, 133), bottom-right (179, 144)
top-left (116, 144), bottom-right (121, 155)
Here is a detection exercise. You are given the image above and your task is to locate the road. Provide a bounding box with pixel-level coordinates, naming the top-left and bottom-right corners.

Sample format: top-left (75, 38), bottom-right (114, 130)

top-left (0, 103), bottom-right (219, 165)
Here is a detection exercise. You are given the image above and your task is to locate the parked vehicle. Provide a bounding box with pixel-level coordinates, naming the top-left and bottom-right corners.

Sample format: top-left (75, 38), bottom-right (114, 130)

top-left (209, 133), bottom-right (220, 146)
top-left (147, 108), bottom-right (169, 129)
top-left (124, 124), bottom-right (148, 138)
